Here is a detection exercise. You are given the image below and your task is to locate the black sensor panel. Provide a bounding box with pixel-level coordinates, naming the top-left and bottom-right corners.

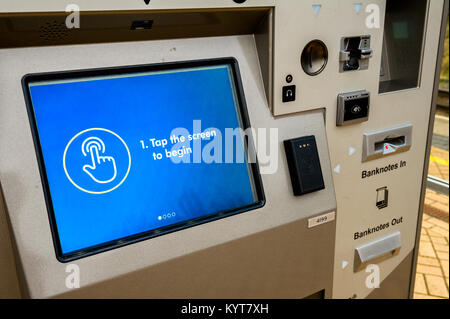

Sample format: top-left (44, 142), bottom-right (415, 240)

top-left (284, 136), bottom-right (325, 196)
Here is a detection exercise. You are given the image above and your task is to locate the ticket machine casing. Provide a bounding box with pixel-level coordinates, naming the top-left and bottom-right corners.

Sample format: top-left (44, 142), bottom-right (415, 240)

top-left (0, 0), bottom-right (448, 299)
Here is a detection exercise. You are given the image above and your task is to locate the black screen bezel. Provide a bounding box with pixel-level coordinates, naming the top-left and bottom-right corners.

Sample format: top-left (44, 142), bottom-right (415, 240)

top-left (22, 57), bottom-right (265, 262)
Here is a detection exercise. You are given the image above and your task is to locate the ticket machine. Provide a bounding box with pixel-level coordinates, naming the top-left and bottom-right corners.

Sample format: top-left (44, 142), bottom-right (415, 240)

top-left (0, 0), bottom-right (448, 299)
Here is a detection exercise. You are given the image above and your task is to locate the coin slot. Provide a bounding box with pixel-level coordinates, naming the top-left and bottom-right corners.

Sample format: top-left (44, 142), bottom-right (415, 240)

top-left (301, 40), bottom-right (328, 76)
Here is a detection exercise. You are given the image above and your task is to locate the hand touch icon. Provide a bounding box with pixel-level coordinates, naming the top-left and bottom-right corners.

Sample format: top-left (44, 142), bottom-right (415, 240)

top-left (81, 137), bottom-right (117, 184)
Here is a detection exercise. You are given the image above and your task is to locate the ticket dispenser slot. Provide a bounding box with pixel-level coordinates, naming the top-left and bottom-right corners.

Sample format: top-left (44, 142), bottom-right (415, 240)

top-left (362, 123), bottom-right (413, 162)
top-left (354, 231), bottom-right (401, 272)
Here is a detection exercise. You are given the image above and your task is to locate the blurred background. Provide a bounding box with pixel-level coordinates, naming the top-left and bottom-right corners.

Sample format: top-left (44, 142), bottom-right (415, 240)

top-left (414, 21), bottom-right (449, 299)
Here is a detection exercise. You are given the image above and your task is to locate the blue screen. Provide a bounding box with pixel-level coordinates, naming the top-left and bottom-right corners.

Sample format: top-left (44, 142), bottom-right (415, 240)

top-left (27, 63), bottom-right (258, 256)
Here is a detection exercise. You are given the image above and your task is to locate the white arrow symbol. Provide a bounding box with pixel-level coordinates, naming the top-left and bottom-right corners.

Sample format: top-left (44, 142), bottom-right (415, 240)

top-left (334, 164), bottom-right (341, 174)
top-left (349, 146), bottom-right (356, 156)
top-left (312, 4), bottom-right (322, 16)
top-left (353, 3), bottom-right (363, 14)
top-left (342, 261), bottom-right (349, 269)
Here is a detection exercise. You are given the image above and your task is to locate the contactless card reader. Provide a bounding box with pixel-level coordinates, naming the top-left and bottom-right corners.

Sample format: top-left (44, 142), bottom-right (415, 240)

top-left (284, 136), bottom-right (325, 196)
top-left (337, 90), bottom-right (370, 126)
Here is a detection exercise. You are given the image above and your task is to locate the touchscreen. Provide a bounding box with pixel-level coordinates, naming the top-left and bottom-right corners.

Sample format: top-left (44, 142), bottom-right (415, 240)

top-left (24, 59), bottom-right (264, 261)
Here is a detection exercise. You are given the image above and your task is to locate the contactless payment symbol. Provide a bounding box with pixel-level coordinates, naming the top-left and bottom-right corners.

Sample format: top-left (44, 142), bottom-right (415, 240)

top-left (63, 128), bottom-right (131, 194)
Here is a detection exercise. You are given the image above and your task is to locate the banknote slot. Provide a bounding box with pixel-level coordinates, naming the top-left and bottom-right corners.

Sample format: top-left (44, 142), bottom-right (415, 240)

top-left (362, 123), bottom-right (412, 162)
top-left (374, 136), bottom-right (406, 152)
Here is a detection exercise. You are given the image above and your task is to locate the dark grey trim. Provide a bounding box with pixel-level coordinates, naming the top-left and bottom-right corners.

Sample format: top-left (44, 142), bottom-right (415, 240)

top-left (408, 0), bottom-right (449, 299)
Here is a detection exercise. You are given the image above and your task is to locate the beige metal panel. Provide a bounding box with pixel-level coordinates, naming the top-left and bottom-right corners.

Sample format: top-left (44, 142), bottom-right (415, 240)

top-left (272, 0), bottom-right (386, 116)
top-left (0, 35), bottom-right (336, 298)
top-left (0, 9), bottom-right (273, 49)
top-left (366, 251), bottom-right (413, 299)
top-left (0, 0), bottom-right (275, 13)
top-left (0, 187), bottom-right (21, 298)
top-left (55, 218), bottom-right (335, 299)
top-left (331, 0), bottom-right (445, 298)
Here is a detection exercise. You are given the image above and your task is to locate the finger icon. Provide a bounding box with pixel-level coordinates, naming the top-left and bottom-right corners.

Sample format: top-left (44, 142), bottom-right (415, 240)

top-left (89, 144), bottom-right (101, 166)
